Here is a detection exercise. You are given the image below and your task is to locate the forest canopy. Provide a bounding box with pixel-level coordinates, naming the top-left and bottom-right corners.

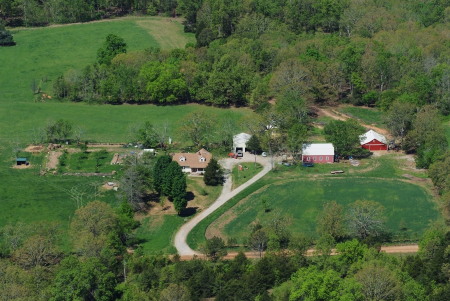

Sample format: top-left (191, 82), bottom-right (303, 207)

top-left (42, 0), bottom-right (450, 114)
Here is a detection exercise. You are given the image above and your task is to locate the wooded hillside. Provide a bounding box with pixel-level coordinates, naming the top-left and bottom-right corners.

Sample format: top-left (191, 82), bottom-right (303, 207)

top-left (42, 0), bottom-right (450, 115)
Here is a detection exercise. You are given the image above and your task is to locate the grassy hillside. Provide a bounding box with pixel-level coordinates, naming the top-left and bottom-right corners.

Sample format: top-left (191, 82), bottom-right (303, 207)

top-left (1, 17), bottom-right (192, 101)
top-left (0, 17), bottom-right (252, 253)
top-left (0, 102), bottom-right (253, 144)
top-left (0, 17), bottom-right (253, 144)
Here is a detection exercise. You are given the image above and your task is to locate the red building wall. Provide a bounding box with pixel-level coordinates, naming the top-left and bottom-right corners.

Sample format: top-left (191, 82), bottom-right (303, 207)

top-left (362, 139), bottom-right (388, 151)
top-left (302, 154), bottom-right (334, 163)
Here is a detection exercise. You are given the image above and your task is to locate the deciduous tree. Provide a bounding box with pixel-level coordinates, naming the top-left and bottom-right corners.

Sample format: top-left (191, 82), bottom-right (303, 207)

top-left (355, 263), bottom-right (401, 301)
top-left (202, 236), bottom-right (227, 262)
top-left (179, 111), bottom-right (215, 147)
top-left (347, 200), bottom-right (386, 241)
top-left (136, 121), bottom-right (159, 148)
top-left (51, 256), bottom-right (117, 301)
top-left (316, 201), bottom-right (346, 241)
top-left (97, 34), bottom-right (127, 65)
top-left (248, 228), bottom-right (268, 257)
top-left (70, 201), bottom-right (120, 257)
top-left (44, 119), bottom-right (73, 143)
top-left (324, 119), bottom-right (367, 157)
top-left (384, 101), bottom-right (416, 144)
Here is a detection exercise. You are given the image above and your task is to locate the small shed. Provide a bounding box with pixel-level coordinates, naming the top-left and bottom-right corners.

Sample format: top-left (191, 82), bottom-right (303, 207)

top-left (16, 158), bottom-right (28, 166)
top-left (233, 133), bottom-right (252, 155)
top-left (360, 130), bottom-right (388, 151)
top-left (302, 143), bottom-right (334, 164)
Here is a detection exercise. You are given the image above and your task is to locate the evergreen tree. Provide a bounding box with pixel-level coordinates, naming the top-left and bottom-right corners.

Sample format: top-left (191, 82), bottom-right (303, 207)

top-left (162, 161), bottom-right (183, 197)
top-left (153, 155), bottom-right (172, 194)
top-left (171, 173), bottom-right (187, 201)
top-left (203, 158), bottom-right (224, 186)
top-left (173, 197), bottom-right (187, 215)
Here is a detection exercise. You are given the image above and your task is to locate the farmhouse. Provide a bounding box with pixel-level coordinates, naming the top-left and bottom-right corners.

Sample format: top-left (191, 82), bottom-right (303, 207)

top-left (233, 133), bottom-right (252, 156)
top-left (302, 143), bottom-right (334, 163)
top-left (360, 130), bottom-right (388, 151)
top-left (173, 148), bottom-right (212, 174)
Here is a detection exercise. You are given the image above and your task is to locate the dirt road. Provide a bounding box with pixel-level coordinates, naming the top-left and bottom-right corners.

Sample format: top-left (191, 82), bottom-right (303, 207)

top-left (178, 244), bottom-right (419, 261)
top-left (46, 151), bottom-right (62, 170)
top-left (316, 106), bottom-right (391, 137)
top-left (174, 153), bottom-right (274, 256)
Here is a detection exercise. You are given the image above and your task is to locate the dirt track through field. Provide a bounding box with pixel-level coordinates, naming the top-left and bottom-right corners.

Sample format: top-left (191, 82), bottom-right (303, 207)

top-left (46, 151), bottom-right (62, 170)
top-left (316, 106), bottom-right (391, 137)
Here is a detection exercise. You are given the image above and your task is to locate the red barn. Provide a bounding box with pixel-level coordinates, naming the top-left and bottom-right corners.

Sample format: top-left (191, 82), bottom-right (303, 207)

top-left (359, 130), bottom-right (388, 151)
top-left (302, 143), bottom-right (335, 163)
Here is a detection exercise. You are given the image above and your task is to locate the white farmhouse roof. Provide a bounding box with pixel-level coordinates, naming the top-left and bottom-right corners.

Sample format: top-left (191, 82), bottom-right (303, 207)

top-left (233, 133), bottom-right (252, 146)
top-left (302, 143), bottom-right (335, 156)
top-left (359, 130), bottom-right (387, 145)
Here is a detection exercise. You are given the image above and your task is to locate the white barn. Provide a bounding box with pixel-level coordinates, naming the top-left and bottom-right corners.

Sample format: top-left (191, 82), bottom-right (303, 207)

top-left (233, 133), bottom-right (252, 154)
top-left (302, 143), bottom-right (335, 163)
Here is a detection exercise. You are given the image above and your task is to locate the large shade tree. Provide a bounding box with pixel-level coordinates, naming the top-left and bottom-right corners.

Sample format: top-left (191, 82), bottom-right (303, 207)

top-left (324, 119), bottom-right (367, 157)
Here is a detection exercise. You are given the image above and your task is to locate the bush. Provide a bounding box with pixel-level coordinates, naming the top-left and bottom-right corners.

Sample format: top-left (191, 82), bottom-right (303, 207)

top-left (0, 24), bottom-right (15, 46)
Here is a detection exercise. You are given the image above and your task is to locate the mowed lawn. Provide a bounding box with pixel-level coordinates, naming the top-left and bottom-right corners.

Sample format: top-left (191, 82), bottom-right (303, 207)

top-left (134, 215), bottom-right (184, 254)
top-left (208, 178), bottom-right (438, 243)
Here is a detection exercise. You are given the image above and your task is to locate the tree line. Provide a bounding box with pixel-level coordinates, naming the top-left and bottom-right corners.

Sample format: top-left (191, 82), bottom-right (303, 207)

top-left (0, 0), bottom-right (178, 26)
top-left (2, 198), bottom-right (450, 300)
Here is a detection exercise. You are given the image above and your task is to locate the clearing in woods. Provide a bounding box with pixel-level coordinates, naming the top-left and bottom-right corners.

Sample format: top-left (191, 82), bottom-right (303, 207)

top-left (136, 17), bottom-right (193, 49)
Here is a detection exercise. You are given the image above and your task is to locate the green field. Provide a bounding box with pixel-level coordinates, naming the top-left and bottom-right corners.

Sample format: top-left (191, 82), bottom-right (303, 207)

top-left (0, 152), bottom-right (119, 248)
top-left (210, 178), bottom-right (437, 243)
top-left (188, 154), bottom-right (440, 249)
top-left (0, 17), bottom-right (253, 145)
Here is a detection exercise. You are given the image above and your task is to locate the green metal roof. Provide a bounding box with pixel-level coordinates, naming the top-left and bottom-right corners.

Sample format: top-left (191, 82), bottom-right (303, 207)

top-left (16, 158), bottom-right (27, 161)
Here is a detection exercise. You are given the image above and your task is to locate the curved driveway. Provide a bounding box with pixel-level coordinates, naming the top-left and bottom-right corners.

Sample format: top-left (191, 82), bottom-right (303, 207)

top-left (174, 153), bottom-right (273, 256)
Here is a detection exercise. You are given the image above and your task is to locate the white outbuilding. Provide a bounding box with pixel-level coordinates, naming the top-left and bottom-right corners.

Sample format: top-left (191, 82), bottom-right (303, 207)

top-left (233, 133), bottom-right (252, 155)
top-left (302, 143), bottom-right (335, 163)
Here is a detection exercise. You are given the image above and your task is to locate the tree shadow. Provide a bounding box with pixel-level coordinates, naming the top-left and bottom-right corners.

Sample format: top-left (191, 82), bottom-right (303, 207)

top-left (186, 191), bottom-right (195, 201)
top-left (179, 207), bottom-right (198, 217)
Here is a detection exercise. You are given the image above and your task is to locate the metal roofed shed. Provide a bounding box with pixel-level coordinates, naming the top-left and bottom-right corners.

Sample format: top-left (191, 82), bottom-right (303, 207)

top-left (302, 143), bottom-right (335, 164)
top-left (16, 157), bottom-right (28, 166)
top-left (233, 133), bottom-right (252, 156)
